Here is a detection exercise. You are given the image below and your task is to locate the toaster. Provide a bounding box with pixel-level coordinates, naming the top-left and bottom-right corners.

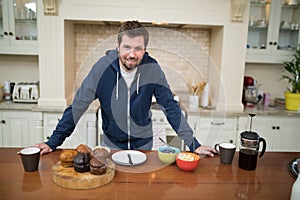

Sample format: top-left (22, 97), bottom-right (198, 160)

top-left (12, 82), bottom-right (39, 103)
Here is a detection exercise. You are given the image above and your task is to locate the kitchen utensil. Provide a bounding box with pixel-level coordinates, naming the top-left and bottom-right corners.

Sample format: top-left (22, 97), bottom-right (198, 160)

top-left (52, 158), bottom-right (115, 189)
top-left (158, 146), bottom-right (180, 164)
top-left (242, 85), bottom-right (262, 107)
top-left (19, 147), bottom-right (40, 172)
top-left (214, 142), bottom-right (236, 164)
top-left (111, 150), bottom-right (147, 166)
top-left (291, 159), bottom-right (300, 200)
top-left (244, 76), bottom-right (255, 86)
top-left (127, 153), bottom-right (135, 167)
top-left (288, 158), bottom-right (300, 178)
top-left (3, 81), bottom-right (11, 100)
top-left (176, 152), bottom-right (200, 171)
top-left (159, 137), bottom-right (170, 147)
top-left (12, 82), bottom-right (39, 103)
top-left (238, 113), bottom-right (267, 170)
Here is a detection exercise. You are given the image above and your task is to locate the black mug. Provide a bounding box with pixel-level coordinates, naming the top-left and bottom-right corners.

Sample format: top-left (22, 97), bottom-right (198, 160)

top-left (215, 142), bottom-right (236, 165)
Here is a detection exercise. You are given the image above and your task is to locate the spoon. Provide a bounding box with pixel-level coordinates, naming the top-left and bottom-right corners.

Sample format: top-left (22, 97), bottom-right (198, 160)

top-left (159, 137), bottom-right (169, 146)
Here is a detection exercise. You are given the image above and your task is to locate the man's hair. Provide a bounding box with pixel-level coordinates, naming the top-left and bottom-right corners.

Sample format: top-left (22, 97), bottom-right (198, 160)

top-left (118, 21), bottom-right (149, 47)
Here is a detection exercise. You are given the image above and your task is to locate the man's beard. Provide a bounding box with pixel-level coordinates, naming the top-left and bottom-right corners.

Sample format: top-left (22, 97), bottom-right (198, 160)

top-left (120, 58), bottom-right (138, 71)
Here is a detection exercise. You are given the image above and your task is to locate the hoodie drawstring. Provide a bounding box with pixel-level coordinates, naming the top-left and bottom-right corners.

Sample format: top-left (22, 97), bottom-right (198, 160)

top-left (136, 73), bottom-right (140, 95)
top-left (116, 71), bottom-right (119, 100)
top-left (116, 71), bottom-right (140, 100)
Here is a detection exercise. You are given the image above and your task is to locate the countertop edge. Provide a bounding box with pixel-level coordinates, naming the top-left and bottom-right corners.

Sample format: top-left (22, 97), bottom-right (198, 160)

top-left (0, 101), bottom-right (299, 117)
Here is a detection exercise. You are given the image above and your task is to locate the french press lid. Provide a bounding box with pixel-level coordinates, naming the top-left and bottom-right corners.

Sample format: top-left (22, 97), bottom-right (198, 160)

top-left (241, 131), bottom-right (259, 140)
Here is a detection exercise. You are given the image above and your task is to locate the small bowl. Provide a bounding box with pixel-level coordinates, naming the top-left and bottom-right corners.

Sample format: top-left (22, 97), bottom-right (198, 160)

top-left (176, 152), bottom-right (200, 171)
top-left (158, 146), bottom-right (180, 164)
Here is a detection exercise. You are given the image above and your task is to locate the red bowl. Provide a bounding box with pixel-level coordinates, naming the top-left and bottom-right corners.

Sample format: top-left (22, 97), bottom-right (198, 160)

top-left (176, 152), bottom-right (200, 171)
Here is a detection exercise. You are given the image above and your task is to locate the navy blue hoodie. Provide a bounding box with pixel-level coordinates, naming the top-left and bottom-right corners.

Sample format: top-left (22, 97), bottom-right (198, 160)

top-left (46, 50), bottom-right (201, 151)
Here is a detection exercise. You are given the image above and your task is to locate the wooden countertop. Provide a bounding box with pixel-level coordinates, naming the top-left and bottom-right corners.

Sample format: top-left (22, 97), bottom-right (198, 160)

top-left (1, 148), bottom-right (298, 199)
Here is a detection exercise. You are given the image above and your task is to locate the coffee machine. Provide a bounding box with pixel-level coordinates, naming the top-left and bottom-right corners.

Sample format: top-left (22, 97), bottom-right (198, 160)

top-left (242, 76), bottom-right (262, 107)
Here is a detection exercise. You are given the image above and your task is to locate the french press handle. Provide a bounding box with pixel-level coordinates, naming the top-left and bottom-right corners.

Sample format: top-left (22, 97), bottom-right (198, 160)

top-left (258, 137), bottom-right (266, 158)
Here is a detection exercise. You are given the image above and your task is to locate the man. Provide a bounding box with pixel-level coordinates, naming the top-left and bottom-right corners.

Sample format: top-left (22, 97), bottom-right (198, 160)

top-left (36, 21), bottom-right (216, 156)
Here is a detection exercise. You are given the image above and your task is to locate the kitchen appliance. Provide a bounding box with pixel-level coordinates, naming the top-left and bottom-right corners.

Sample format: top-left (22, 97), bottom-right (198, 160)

top-left (238, 113), bottom-right (266, 170)
top-left (12, 82), bottom-right (39, 103)
top-left (242, 76), bottom-right (262, 107)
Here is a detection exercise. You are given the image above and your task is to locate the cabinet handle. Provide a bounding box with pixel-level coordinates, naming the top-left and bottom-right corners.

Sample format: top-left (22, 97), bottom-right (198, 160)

top-left (47, 136), bottom-right (50, 139)
top-left (1, 120), bottom-right (5, 124)
top-left (4, 32), bottom-right (8, 36)
top-left (229, 140), bottom-right (233, 143)
top-left (272, 126), bottom-right (276, 130)
top-left (210, 122), bottom-right (225, 126)
top-left (269, 41), bottom-right (273, 45)
top-left (9, 32), bottom-right (13, 36)
top-left (273, 41), bottom-right (277, 46)
top-left (276, 126), bottom-right (280, 130)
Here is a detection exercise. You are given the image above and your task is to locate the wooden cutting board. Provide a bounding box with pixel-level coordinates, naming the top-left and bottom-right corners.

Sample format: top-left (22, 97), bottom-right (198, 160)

top-left (52, 159), bottom-right (115, 190)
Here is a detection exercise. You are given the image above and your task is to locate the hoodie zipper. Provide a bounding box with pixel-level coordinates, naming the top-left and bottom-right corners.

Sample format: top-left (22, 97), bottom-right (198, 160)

top-left (126, 72), bottom-right (141, 150)
top-left (127, 86), bottom-right (131, 150)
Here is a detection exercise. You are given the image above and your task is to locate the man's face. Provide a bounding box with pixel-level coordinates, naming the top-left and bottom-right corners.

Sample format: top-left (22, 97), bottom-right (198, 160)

top-left (118, 34), bottom-right (145, 71)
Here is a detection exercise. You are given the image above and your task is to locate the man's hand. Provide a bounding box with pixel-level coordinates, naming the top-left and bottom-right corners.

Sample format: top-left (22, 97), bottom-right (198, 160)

top-left (34, 143), bottom-right (53, 155)
top-left (194, 145), bottom-right (217, 157)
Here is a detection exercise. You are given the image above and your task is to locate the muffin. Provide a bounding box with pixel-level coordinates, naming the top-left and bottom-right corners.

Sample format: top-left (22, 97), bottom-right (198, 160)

top-left (76, 144), bottom-right (92, 155)
top-left (73, 152), bottom-right (90, 173)
top-left (59, 149), bottom-right (78, 167)
top-left (93, 148), bottom-right (109, 158)
top-left (90, 157), bottom-right (107, 175)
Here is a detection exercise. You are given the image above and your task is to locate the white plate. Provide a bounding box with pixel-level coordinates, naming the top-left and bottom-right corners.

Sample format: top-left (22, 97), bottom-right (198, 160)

top-left (111, 150), bottom-right (147, 166)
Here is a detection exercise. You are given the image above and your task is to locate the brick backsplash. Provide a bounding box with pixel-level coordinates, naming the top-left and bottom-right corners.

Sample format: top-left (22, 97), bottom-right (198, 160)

top-left (74, 23), bottom-right (210, 99)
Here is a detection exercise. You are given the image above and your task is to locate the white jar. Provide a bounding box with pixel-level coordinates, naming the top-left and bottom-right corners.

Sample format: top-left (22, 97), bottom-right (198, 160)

top-left (3, 81), bottom-right (11, 100)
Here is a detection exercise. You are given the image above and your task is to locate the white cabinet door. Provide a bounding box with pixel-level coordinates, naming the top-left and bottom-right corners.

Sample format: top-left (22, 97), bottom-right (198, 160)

top-left (75, 112), bottom-right (97, 148)
top-left (246, 0), bottom-right (300, 63)
top-left (189, 115), bottom-right (238, 147)
top-left (1, 110), bottom-right (30, 147)
top-left (0, 112), bottom-right (3, 146)
top-left (272, 116), bottom-right (300, 151)
top-left (0, 0), bottom-right (38, 55)
top-left (43, 112), bottom-right (97, 149)
top-left (29, 111), bottom-right (43, 145)
top-left (43, 112), bottom-right (76, 149)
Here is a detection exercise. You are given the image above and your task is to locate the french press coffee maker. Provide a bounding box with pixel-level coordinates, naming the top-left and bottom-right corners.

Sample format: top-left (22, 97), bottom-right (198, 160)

top-left (238, 113), bottom-right (266, 170)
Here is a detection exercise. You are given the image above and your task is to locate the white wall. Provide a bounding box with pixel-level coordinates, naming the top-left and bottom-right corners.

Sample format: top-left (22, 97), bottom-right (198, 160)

top-left (0, 55), bottom-right (39, 84)
top-left (245, 63), bottom-right (287, 100)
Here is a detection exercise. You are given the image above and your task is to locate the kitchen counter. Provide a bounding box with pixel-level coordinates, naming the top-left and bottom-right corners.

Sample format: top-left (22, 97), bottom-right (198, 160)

top-left (1, 148), bottom-right (298, 199)
top-left (181, 102), bottom-right (300, 117)
top-left (0, 100), bottom-right (98, 113)
top-left (0, 100), bottom-right (299, 117)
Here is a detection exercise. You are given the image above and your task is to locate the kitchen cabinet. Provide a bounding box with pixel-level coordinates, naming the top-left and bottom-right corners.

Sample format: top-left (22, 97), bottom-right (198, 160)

top-left (43, 112), bottom-right (97, 149)
top-left (188, 115), bottom-right (238, 148)
top-left (151, 109), bottom-right (185, 150)
top-left (0, 110), bottom-right (43, 147)
top-left (0, 0), bottom-right (38, 55)
top-left (238, 115), bottom-right (300, 152)
top-left (246, 0), bottom-right (300, 63)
